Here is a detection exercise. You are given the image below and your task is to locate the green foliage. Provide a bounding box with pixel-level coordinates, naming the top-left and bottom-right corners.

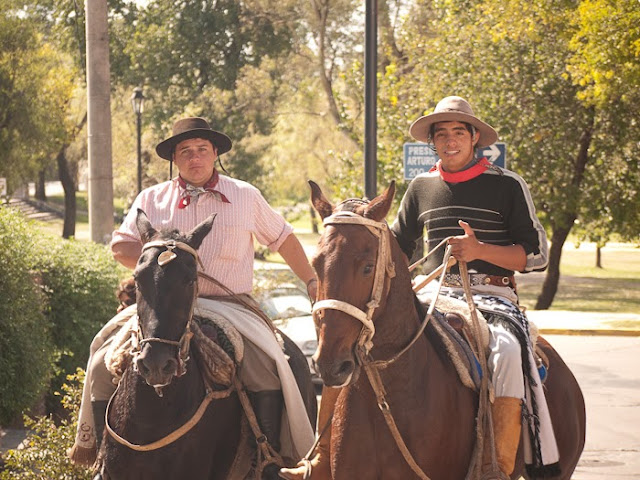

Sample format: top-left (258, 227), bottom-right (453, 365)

top-left (0, 207), bottom-right (53, 425)
top-left (0, 206), bottom-right (123, 421)
top-left (0, 2), bottom-right (79, 195)
top-left (0, 370), bottom-right (92, 480)
top-left (29, 233), bottom-right (120, 412)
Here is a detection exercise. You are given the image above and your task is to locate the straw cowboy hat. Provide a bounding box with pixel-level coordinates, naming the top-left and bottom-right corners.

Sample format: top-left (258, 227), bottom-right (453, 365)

top-left (156, 117), bottom-right (232, 160)
top-left (409, 96), bottom-right (498, 148)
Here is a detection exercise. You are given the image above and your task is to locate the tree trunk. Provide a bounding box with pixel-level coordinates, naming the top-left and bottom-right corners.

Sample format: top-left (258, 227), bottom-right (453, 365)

top-left (35, 170), bottom-right (47, 201)
top-left (535, 109), bottom-right (595, 309)
top-left (535, 226), bottom-right (571, 310)
top-left (57, 146), bottom-right (77, 239)
top-left (595, 245), bottom-right (602, 268)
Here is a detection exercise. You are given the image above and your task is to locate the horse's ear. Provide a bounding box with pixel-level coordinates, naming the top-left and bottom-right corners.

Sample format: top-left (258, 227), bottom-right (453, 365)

top-left (363, 181), bottom-right (396, 222)
top-left (136, 209), bottom-right (158, 244)
top-left (309, 180), bottom-right (334, 220)
top-left (185, 213), bottom-right (216, 250)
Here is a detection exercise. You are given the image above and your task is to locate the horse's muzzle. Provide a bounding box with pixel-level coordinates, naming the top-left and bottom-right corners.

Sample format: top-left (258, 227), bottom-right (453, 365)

top-left (313, 352), bottom-right (359, 387)
top-left (135, 345), bottom-right (179, 389)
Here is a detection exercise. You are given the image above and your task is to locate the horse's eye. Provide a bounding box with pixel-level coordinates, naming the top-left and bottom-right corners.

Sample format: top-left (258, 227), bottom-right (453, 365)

top-left (363, 264), bottom-right (374, 275)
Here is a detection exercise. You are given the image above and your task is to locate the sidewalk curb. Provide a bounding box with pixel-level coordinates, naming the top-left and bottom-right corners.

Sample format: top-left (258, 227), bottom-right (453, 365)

top-left (539, 328), bottom-right (640, 337)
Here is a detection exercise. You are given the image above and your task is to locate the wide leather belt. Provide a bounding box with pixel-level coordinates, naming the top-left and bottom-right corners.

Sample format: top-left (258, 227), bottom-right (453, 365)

top-left (443, 273), bottom-right (516, 289)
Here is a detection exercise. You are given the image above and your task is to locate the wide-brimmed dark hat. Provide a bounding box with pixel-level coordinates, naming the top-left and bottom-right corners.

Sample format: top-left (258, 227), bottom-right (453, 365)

top-left (409, 96), bottom-right (498, 148)
top-left (156, 117), bottom-right (232, 160)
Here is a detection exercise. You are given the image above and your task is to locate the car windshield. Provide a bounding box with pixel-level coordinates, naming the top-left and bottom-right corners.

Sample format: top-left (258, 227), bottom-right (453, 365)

top-left (260, 291), bottom-right (312, 320)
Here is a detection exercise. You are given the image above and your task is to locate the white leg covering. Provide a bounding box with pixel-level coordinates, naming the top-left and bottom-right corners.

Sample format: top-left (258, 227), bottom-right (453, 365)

top-left (488, 324), bottom-right (525, 399)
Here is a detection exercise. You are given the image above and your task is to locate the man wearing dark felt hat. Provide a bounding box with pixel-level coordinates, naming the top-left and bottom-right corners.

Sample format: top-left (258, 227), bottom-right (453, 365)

top-left (71, 117), bottom-right (317, 479)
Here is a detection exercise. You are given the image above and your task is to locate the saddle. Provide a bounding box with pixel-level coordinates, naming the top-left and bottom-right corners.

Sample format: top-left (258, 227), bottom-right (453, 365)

top-left (421, 294), bottom-right (549, 391)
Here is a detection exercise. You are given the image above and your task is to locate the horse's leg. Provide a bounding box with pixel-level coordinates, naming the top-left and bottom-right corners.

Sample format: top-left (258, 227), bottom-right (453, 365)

top-left (331, 388), bottom-right (379, 480)
top-left (525, 336), bottom-right (586, 480)
top-left (280, 385), bottom-right (339, 479)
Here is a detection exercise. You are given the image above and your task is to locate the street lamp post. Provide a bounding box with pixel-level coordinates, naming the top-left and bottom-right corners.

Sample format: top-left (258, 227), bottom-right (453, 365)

top-left (131, 87), bottom-right (145, 194)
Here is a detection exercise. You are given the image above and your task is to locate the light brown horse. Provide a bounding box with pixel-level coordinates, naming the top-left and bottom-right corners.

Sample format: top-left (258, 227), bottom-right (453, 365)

top-left (308, 181), bottom-right (585, 479)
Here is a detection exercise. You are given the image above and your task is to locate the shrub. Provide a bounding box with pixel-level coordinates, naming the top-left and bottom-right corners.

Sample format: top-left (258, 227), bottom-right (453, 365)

top-left (28, 233), bottom-right (123, 413)
top-left (0, 207), bottom-right (53, 425)
top-left (0, 371), bottom-right (92, 480)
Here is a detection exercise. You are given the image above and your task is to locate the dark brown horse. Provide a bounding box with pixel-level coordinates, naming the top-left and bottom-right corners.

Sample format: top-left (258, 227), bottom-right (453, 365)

top-left (100, 210), bottom-right (316, 480)
top-left (308, 181), bottom-right (585, 479)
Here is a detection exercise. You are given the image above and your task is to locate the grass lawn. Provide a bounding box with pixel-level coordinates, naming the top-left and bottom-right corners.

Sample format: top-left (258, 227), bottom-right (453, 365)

top-left (32, 203), bottom-right (640, 314)
top-left (517, 243), bottom-right (640, 313)
top-left (273, 232), bottom-right (640, 314)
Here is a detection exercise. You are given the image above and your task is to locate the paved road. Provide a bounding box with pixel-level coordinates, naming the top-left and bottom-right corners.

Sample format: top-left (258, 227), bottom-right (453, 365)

top-left (545, 335), bottom-right (640, 479)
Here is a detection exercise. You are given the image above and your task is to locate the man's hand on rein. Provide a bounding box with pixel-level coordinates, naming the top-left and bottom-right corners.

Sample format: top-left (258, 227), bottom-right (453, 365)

top-left (448, 220), bottom-right (482, 263)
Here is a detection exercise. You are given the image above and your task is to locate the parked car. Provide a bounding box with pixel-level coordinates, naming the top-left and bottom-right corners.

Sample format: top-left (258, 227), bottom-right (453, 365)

top-left (258, 286), bottom-right (322, 386)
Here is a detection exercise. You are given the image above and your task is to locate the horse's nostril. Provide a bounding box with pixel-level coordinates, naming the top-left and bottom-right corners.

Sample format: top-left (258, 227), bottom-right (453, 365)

top-left (162, 358), bottom-right (178, 375)
top-left (136, 357), bottom-right (150, 376)
top-left (336, 360), bottom-right (354, 378)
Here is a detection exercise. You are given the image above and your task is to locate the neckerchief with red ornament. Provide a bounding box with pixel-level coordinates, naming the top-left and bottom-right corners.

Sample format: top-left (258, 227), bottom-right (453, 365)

top-left (177, 170), bottom-right (230, 209)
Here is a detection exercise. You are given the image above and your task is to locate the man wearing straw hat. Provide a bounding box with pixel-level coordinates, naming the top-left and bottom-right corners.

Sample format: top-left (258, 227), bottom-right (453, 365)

top-left (69, 117), bottom-right (317, 479)
top-left (392, 96), bottom-right (558, 478)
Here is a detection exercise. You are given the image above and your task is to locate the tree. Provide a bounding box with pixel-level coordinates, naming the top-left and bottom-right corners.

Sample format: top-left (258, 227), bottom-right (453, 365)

top-left (0, 4), bottom-right (77, 200)
top-left (362, 0), bottom-right (639, 308)
top-left (567, 0), bottom-right (640, 250)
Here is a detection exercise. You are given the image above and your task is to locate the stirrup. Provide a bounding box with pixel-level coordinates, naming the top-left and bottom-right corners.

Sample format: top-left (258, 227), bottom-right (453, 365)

top-left (278, 458), bottom-right (313, 480)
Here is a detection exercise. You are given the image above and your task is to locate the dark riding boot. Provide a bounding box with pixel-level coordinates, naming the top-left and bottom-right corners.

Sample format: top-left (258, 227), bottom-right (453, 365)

top-left (482, 397), bottom-right (522, 479)
top-left (91, 400), bottom-right (108, 480)
top-left (249, 390), bottom-right (284, 480)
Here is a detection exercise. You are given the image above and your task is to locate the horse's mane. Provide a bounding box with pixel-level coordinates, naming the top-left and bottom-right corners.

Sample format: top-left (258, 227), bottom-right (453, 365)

top-left (153, 227), bottom-right (189, 243)
top-left (413, 294), bottom-right (452, 366)
top-left (335, 197), bottom-right (370, 214)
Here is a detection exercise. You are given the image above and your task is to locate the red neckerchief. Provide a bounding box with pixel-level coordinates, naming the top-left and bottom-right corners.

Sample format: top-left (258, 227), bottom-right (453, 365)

top-left (429, 157), bottom-right (492, 183)
top-left (177, 170), bottom-right (231, 209)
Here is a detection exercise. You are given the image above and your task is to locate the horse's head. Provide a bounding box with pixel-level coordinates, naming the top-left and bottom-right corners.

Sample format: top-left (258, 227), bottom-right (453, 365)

top-left (132, 209), bottom-right (216, 392)
top-left (309, 181), bottom-right (397, 387)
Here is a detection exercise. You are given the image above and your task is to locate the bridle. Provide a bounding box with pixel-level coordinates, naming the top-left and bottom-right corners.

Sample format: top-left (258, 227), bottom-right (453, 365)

top-left (310, 209), bottom-right (437, 480)
top-left (312, 211), bottom-right (396, 356)
top-left (131, 239), bottom-right (204, 382)
top-left (106, 238), bottom-right (236, 453)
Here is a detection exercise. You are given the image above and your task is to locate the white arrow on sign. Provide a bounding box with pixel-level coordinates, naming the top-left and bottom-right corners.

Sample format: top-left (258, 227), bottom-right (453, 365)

top-left (484, 144), bottom-right (501, 163)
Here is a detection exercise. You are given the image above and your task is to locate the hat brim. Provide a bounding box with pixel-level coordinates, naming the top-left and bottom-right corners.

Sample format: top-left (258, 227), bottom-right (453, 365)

top-left (155, 129), bottom-right (233, 160)
top-left (409, 111), bottom-right (498, 148)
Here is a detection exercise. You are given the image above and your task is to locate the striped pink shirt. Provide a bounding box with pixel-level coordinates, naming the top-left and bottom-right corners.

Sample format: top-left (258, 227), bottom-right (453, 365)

top-left (111, 175), bottom-right (293, 296)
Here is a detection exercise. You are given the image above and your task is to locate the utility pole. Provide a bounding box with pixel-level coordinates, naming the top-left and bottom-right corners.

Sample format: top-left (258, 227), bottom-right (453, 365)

top-left (364, 0), bottom-right (377, 199)
top-left (85, 0), bottom-right (114, 243)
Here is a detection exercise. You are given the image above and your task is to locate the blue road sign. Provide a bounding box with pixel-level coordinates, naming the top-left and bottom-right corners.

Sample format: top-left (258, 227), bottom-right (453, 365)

top-left (403, 142), bottom-right (507, 180)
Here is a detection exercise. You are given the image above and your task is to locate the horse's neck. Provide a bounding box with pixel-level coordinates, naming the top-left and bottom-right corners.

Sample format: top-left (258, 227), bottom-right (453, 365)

top-left (370, 242), bottom-right (450, 378)
top-left (370, 247), bottom-right (424, 358)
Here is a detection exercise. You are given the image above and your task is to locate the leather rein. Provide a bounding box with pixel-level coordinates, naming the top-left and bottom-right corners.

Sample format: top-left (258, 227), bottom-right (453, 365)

top-left (105, 239), bottom-right (234, 452)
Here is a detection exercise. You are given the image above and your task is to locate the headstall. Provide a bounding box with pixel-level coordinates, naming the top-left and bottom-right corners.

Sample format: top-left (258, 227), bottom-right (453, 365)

top-left (312, 211), bottom-right (396, 355)
top-left (131, 240), bottom-right (203, 383)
